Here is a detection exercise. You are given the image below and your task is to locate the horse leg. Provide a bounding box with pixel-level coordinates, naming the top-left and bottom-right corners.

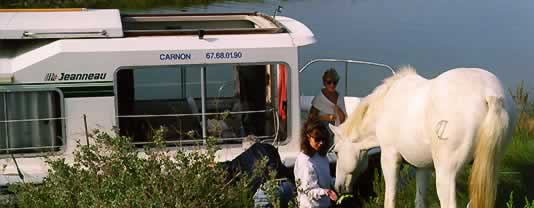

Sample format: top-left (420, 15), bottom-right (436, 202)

top-left (434, 144), bottom-right (471, 208)
top-left (415, 168), bottom-right (431, 208)
top-left (381, 149), bottom-right (401, 208)
top-left (434, 162), bottom-right (459, 208)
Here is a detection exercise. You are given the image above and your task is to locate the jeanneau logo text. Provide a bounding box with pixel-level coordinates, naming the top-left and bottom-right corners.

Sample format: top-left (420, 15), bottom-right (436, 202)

top-left (45, 72), bottom-right (107, 81)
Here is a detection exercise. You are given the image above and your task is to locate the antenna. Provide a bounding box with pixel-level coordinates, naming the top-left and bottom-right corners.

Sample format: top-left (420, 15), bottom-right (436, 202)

top-left (273, 5), bottom-right (283, 19)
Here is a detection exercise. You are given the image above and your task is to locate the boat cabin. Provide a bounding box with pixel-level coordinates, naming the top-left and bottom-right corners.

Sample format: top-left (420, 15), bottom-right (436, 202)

top-left (0, 8), bottom-right (317, 185)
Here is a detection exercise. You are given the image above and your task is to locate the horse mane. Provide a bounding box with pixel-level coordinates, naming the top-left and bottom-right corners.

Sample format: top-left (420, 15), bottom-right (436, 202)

top-left (383, 66), bottom-right (416, 87)
top-left (339, 66), bottom-right (417, 141)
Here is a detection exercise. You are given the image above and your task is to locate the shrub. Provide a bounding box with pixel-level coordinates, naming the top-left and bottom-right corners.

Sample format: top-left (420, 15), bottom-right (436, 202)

top-left (507, 192), bottom-right (534, 208)
top-left (8, 128), bottom-right (274, 208)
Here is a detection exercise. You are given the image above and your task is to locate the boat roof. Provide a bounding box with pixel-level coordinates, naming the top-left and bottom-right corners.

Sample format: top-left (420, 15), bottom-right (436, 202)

top-left (0, 9), bottom-right (123, 39)
top-left (0, 9), bottom-right (315, 84)
top-left (0, 9), bottom-right (291, 39)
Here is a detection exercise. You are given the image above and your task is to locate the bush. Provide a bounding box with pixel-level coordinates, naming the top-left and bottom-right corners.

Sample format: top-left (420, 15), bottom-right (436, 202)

top-left (507, 192), bottom-right (534, 208)
top-left (8, 128), bottom-right (275, 208)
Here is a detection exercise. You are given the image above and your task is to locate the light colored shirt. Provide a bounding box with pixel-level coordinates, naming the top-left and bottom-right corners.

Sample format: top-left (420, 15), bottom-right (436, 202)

top-left (294, 152), bottom-right (332, 208)
top-left (311, 90), bottom-right (346, 126)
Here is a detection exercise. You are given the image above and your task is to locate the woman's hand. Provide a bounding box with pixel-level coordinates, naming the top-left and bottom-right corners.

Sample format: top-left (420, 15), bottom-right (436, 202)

top-left (328, 114), bottom-right (336, 122)
top-left (318, 114), bottom-right (336, 122)
top-left (325, 189), bottom-right (338, 201)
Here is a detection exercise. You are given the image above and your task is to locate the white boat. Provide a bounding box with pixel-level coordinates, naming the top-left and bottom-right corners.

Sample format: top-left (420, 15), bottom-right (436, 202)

top-left (0, 8), bottom-right (393, 186)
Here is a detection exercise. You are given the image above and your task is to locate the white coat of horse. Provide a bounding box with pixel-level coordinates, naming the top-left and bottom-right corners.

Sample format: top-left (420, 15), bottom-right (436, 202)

top-left (330, 67), bottom-right (515, 208)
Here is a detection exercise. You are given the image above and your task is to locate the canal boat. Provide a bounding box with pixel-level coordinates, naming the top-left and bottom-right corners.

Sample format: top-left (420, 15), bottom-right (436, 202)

top-left (0, 8), bottom-right (392, 186)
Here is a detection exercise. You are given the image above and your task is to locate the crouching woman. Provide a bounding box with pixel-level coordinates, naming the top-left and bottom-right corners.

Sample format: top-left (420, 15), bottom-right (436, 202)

top-left (294, 119), bottom-right (337, 208)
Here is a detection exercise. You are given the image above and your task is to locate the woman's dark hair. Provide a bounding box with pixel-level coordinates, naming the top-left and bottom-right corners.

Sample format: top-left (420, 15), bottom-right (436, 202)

top-left (300, 118), bottom-right (330, 157)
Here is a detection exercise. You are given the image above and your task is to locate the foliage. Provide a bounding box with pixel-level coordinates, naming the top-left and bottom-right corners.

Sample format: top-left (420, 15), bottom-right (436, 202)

top-left (497, 129), bottom-right (534, 207)
top-left (7, 128), bottom-right (275, 208)
top-left (510, 81), bottom-right (534, 136)
top-left (507, 192), bottom-right (534, 208)
top-left (501, 82), bottom-right (534, 207)
top-left (362, 166), bottom-right (453, 208)
top-left (0, 0), bottom-right (266, 10)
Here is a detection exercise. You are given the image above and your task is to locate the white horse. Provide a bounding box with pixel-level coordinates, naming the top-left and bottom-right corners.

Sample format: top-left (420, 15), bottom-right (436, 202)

top-left (329, 67), bottom-right (516, 208)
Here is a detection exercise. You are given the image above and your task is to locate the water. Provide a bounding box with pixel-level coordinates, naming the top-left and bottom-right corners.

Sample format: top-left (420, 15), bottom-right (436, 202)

top-left (151, 0), bottom-right (534, 97)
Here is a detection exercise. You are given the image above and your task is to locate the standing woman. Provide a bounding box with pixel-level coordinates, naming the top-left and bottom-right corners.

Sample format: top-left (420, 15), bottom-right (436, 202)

top-left (294, 119), bottom-right (337, 208)
top-left (309, 68), bottom-right (346, 126)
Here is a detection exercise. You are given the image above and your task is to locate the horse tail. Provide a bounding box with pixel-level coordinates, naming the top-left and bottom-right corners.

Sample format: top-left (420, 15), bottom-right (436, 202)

top-left (469, 96), bottom-right (510, 208)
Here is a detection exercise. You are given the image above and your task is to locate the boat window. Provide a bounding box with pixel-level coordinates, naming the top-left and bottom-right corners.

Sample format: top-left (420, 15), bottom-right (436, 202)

top-left (116, 63), bottom-right (288, 146)
top-left (0, 90), bottom-right (63, 154)
top-left (120, 13), bottom-right (285, 37)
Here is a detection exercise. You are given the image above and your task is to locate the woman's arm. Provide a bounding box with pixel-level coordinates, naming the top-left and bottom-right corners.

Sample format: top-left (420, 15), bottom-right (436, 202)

top-left (334, 105), bottom-right (346, 123)
top-left (296, 162), bottom-right (328, 200)
top-left (309, 106), bottom-right (320, 120)
top-left (334, 93), bottom-right (347, 124)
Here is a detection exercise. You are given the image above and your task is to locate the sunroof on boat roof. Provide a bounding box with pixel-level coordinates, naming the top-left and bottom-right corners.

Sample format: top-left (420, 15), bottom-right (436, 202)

top-left (121, 12), bottom-right (286, 37)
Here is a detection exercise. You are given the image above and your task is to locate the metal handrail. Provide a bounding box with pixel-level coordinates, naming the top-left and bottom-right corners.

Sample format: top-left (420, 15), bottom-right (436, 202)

top-left (22, 30), bottom-right (108, 38)
top-left (0, 116), bottom-right (65, 153)
top-left (118, 108), bottom-right (278, 143)
top-left (299, 59), bottom-right (395, 74)
top-left (299, 59), bottom-right (396, 94)
top-left (116, 108), bottom-right (273, 118)
top-left (0, 145), bottom-right (62, 152)
top-left (131, 135), bottom-right (275, 145)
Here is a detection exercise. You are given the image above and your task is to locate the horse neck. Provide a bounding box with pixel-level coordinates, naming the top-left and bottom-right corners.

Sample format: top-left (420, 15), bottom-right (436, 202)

top-left (341, 99), bottom-right (382, 144)
top-left (341, 76), bottom-right (392, 144)
top-left (339, 117), bottom-right (380, 150)
top-left (342, 68), bottom-right (418, 147)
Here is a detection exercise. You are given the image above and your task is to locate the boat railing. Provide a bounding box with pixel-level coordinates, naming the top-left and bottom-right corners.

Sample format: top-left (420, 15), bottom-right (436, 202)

top-left (0, 107), bottom-right (278, 154)
top-left (116, 107), bottom-right (278, 145)
top-left (0, 116), bottom-right (65, 154)
top-left (299, 59), bottom-right (396, 95)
